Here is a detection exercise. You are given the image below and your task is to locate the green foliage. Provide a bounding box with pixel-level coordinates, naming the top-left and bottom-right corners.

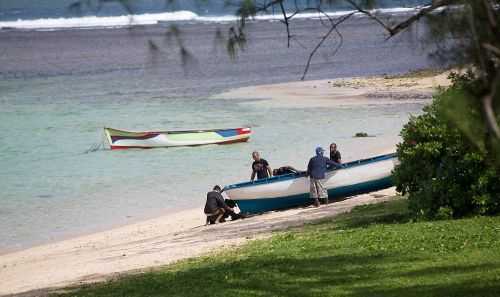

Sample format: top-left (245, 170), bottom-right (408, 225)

top-left (394, 73), bottom-right (500, 219)
top-left (54, 199), bottom-right (500, 297)
top-left (235, 0), bottom-right (257, 20)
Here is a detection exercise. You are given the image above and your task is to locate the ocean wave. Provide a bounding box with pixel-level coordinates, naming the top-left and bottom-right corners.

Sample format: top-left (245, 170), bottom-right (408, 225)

top-left (0, 7), bottom-right (422, 30)
top-left (0, 11), bottom-right (198, 30)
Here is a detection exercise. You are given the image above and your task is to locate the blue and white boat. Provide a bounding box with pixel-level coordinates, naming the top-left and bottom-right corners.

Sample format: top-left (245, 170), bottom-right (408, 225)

top-left (223, 153), bottom-right (397, 214)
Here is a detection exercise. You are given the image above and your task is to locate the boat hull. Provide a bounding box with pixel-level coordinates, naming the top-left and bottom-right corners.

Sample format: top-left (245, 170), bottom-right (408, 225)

top-left (104, 127), bottom-right (251, 149)
top-left (224, 154), bottom-right (396, 214)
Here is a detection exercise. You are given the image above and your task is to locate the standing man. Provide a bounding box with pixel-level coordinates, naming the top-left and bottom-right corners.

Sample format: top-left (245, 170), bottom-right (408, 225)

top-left (250, 151), bottom-right (272, 181)
top-left (307, 146), bottom-right (341, 207)
top-left (330, 142), bottom-right (342, 164)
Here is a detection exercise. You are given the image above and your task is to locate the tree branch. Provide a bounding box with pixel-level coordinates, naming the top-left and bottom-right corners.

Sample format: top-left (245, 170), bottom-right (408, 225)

top-left (278, 1), bottom-right (291, 48)
top-left (344, 0), bottom-right (393, 33)
top-left (483, 43), bottom-right (500, 57)
top-left (482, 72), bottom-right (500, 139)
top-left (344, 0), bottom-right (455, 38)
top-left (482, 0), bottom-right (498, 30)
top-left (385, 0), bottom-right (454, 37)
top-left (301, 12), bottom-right (356, 80)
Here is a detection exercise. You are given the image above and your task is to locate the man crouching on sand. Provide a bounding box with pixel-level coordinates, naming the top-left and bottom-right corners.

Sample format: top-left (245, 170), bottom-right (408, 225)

top-left (204, 185), bottom-right (243, 224)
top-left (307, 147), bottom-right (341, 207)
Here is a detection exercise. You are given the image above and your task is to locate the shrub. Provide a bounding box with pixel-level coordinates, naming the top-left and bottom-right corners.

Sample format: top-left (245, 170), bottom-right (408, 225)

top-left (354, 132), bottom-right (369, 137)
top-left (393, 73), bottom-right (500, 219)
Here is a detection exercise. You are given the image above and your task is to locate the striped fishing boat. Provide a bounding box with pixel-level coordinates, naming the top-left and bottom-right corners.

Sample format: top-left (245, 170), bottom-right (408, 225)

top-left (104, 127), bottom-right (251, 149)
top-left (223, 153), bottom-right (397, 214)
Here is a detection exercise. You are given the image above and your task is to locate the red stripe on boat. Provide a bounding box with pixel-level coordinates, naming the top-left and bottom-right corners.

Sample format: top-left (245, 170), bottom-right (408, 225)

top-left (237, 127), bottom-right (251, 135)
top-left (218, 136), bottom-right (250, 145)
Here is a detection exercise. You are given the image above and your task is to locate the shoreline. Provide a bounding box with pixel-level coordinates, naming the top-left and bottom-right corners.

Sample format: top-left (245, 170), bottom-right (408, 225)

top-left (1, 188), bottom-right (397, 296)
top-left (0, 71), bottom-right (451, 296)
top-left (212, 70), bottom-right (451, 108)
top-left (0, 203), bottom-right (205, 257)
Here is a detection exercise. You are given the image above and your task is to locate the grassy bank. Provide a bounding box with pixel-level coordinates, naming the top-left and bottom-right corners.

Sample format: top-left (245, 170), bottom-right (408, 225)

top-left (55, 198), bottom-right (500, 297)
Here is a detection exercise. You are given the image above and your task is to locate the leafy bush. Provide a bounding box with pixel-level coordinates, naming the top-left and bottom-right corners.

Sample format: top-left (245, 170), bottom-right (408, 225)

top-left (393, 73), bottom-right (500, 219)
top-left (354, 132), bottom-right (369, 137)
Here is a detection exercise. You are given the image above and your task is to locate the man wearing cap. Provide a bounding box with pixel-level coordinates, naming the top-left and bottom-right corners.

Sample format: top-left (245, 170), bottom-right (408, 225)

top-left (307, 147), bottom-right (341, 207)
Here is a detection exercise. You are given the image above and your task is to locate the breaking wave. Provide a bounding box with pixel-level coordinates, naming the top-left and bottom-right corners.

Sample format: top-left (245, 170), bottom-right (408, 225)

top-left (0, 7), bottom-right (422, 30)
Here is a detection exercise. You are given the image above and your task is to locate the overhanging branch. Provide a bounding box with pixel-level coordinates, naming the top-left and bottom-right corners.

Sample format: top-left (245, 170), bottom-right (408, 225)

top-left (483, 73), bottom-right (500, 139)
top-left (301, 12), bottom-right (356, 80)
top-left (344, 0), bottom-right (455, 38)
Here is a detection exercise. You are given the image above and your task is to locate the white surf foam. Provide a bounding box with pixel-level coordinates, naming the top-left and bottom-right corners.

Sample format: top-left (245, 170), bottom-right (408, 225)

top-left (0, 10), bottom-right (198, 30)
top-left (0, 7), bottom-right (423, 30)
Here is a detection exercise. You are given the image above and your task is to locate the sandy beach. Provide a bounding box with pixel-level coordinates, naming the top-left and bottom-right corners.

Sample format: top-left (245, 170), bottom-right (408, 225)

top-left (0, 73), bottom-right (450, 296)
top-left (213, 71), bottom-right (451, 108)
top-left (1, 188), bottom-right (397, 297)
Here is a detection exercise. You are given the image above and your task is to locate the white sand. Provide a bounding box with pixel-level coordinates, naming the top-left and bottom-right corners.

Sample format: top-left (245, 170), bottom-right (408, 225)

top-left (0, 72), bottom-right (451, 296)
top-left (213, 71), bottom-right (451, 108)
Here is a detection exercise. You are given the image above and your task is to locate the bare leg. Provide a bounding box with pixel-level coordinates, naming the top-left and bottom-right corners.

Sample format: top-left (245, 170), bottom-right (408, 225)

top-left (215, 209), bottom-right (225, 224)
top-left (215, 213), bottom-right (224, 224)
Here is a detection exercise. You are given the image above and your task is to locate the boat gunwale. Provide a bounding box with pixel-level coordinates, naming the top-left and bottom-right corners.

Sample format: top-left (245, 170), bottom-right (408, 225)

top-left (223, 153), bottom-right (396, 191)
top-left (104, 126), bottom-right (251, 135)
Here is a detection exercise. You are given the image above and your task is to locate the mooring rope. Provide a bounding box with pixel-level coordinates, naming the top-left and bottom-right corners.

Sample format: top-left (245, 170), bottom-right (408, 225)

top-left (84, 130), bottom-right (107, 153)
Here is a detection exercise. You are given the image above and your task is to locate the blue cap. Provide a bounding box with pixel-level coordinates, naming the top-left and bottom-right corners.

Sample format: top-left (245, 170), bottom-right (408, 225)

top-left (315, 146), bottom-right (324, 154)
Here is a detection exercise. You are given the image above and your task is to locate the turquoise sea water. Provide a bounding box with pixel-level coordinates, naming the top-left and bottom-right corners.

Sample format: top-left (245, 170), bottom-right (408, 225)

top-left (0, 14), bottom-right (438, 251)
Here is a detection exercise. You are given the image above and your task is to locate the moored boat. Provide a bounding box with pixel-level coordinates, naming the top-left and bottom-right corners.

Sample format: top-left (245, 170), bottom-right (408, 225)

top-left (223, 153), bottom-right (397, 214)
top-left (104, 127), bottom-right (251, 149)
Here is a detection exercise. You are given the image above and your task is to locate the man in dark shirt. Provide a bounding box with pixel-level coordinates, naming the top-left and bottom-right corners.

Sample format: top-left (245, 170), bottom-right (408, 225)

top-left (204, 185), bottom-right (239, 224)
top-left (307, 147), bottom-right (341, 207)
top-left (250, 151), bottom-right (272, 181)
top-left (330, 143), bottom-right (342, 164)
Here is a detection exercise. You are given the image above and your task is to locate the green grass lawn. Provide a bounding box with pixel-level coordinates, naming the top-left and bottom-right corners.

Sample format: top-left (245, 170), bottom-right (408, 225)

top-left (55, 198), bottom-right (500, 297)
